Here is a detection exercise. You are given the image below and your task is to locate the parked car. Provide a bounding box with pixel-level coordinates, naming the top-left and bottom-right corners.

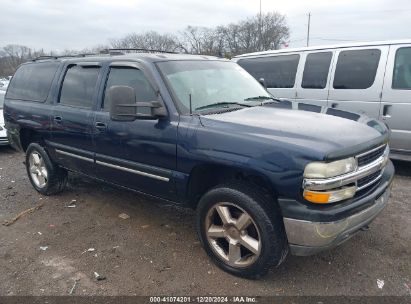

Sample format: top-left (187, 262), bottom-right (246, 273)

top-left (4, 52), bottom-right (394, 278)
top-left (0, 89), bottom-right (8, 145)
top-left (0, 78), bottom-right (10, 90)
top-left (234, 39), bottom-right (411, 162)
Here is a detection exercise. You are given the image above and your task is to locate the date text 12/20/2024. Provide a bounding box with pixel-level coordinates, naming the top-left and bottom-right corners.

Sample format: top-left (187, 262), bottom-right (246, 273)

top-left (149, 296), bottom-right (257, 303)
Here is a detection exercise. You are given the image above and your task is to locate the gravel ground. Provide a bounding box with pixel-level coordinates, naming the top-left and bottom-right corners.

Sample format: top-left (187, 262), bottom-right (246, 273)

top-left (0, 146), bottom-right (410, 296)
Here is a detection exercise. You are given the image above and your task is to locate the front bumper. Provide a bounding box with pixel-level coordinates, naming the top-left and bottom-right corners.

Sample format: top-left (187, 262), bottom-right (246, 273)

top-left (282, 160), bottom-right (394, 256)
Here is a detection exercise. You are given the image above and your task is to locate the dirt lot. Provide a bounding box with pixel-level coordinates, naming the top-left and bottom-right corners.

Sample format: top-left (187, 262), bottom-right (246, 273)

top-left (0, 146), bottom-right (410, 296)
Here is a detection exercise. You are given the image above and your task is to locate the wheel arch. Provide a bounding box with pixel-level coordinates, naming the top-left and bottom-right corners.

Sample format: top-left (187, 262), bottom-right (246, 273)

top-left (20, 128), bottom-right (45, 152)
top-left (186, 163), bottom-right (278, 209)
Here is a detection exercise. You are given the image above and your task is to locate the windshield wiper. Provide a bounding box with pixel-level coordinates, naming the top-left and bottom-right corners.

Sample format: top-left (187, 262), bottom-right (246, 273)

top-left (244, 96), bottom-right (276, 101)
top-left (195, 102), bottom-right (252, 111)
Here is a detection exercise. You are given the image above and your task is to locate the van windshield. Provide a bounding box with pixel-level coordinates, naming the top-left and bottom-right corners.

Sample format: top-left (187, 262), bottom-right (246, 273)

top-left (157, 60), bottom-right (271, 113)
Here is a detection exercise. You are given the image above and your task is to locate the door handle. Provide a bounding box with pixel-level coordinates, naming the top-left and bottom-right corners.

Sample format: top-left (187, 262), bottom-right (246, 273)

top-left (331, 103), bottom-right (338, 109)
top-left (382, 105), bottom-right (392, 119)
top-left (95, 122), bottom-right (107, 131)
top-left (54, 116), bottom-right (62, 122)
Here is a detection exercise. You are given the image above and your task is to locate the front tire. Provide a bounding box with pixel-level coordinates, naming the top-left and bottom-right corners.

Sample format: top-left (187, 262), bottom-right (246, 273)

top-left (196, 181), bottom-right (288, 279)
top-left (26, 143), bottom-right (68, 195)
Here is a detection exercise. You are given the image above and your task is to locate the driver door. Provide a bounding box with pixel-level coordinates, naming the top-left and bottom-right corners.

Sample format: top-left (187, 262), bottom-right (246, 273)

top-left (93, 62), bottom-right (178, 200)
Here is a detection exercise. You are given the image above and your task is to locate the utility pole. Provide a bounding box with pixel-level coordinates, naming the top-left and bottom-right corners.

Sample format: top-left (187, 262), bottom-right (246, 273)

top-left (306, 12), bottom-right (311, 47)
top-left (259, 0), bottom-right (262, 50)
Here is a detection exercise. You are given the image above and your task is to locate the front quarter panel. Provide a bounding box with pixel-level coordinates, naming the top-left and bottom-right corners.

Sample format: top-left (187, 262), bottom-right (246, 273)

top-left (176, 115), bottom-right (314, 201)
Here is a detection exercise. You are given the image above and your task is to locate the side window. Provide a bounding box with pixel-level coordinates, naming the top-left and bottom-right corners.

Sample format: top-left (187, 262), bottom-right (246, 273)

top-left (103, 67), bottom-right (157, 113)
top-left (333, 49), bottom-right (381, 89)
top-left (237, 54), bottom-right (300, 88)
top-left (301, 52), bottom-right (332, 89)
top-left (59, 65), bottom-right (100, 109)
top-left (6, 62), bottom-right (60, 102)
top-left (392, 47), bottom-right (411, 90)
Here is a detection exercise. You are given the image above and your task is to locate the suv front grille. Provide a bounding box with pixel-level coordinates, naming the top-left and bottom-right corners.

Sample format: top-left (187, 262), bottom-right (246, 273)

top-left (357, 169), bottom-right (382, 190)
top-left (357, 145), bottom-right (386, 167)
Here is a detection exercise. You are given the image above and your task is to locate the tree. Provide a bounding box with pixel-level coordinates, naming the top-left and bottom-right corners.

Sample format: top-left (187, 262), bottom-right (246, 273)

top-left (0, 45), bottom-right (48, 77)
top-left (180, 12), bottom-right (289, 57)
top-left (110, 31), bottom-right (185, 52)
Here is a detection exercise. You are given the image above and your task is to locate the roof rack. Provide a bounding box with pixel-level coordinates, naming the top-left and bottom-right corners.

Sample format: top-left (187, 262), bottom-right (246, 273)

top-left (31, 53), bottom-right (102, 61)
top-left (31, 48), bottom-right (179, 62)
top-left (107, 48), bottom-right (178, 55)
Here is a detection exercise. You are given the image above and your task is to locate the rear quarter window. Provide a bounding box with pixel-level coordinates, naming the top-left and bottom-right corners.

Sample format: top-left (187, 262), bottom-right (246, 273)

top-left (6, 62), bottom-right (60, 102)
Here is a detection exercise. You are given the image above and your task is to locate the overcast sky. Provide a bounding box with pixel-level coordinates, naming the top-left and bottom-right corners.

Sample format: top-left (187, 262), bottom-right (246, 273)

top-left (1, 0), bottom-right (411, 52)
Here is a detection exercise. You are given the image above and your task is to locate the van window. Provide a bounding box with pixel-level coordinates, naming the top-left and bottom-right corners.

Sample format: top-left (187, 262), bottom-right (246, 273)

top-left (302, 52), bottom-right (332, 89)
top-left (237, 55), bottom-right (300, 88)
top-left (59, 65), bottom-right (100, 109)
top-left (333, 49), bottom-right (381, 89)
top-left (103, 67), bottom-right (156, 113)
top-left (392, 47), bottom-right (411, 90)
top-left (6, 62), bottom-right (60, 102)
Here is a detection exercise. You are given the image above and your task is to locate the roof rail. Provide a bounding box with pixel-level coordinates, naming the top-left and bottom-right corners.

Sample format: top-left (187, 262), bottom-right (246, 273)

top-left (107, 48), bottom-right (178, 55)
top-left (31, 53), bottom-right (103, 61)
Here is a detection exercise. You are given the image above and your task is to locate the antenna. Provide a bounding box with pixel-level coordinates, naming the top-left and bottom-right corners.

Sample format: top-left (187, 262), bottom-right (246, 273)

top-left (189, 94), bottom-right (193, 115)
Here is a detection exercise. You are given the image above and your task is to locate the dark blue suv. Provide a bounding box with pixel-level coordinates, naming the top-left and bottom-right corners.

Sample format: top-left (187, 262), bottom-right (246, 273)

top-left (3, 51), bottom-right (394, 278)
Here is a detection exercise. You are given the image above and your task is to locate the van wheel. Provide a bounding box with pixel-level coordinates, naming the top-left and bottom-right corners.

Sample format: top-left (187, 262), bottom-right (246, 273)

top-left (26, 143), bottom-right (68, 195)
top-left (196, 181), bottom-right (288, 279)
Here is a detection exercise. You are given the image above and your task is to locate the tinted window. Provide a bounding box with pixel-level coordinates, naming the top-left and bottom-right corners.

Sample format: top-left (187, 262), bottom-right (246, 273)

top-left (238, 55), bottom-right (300, 88)
top-left (392, 47), bottom-right (411, 90)
top-left (302, 52), bottom-right (332, 89)
top-left (333, 49), bottom-right (381, 89)
top-left (6, 62), bottom-right (59, 102)
top-left (103, 67), bottom-right (157, 113)
top-left (60, 65), bottom-right (100, 108)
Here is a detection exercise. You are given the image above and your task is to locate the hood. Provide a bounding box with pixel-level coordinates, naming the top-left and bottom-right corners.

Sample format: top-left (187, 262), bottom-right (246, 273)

top-left (199, 105), bottom-right (388, 160)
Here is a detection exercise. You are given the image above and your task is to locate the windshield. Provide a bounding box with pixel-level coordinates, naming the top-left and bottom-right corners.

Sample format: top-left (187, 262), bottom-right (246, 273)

top-left (0, 92), bottom-right (5, 109)
top-left (157, 60), bottom-right (271, 113)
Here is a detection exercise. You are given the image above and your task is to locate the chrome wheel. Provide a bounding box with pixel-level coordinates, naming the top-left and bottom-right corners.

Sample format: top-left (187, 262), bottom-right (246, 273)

top-left (29, 151), bottom-right (48, 188)
top-left (205, 202), bottom-right (261, 267)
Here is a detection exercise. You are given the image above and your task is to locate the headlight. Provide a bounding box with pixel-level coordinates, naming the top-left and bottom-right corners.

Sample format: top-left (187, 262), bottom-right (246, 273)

top-left (304, 157), bottom-right (357, 179)
top-left (303, 186), bottom-right (357, 204)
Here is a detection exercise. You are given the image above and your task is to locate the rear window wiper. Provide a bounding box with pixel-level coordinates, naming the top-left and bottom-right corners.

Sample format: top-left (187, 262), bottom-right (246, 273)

top-left (195, 102), bottom-right (252, 111)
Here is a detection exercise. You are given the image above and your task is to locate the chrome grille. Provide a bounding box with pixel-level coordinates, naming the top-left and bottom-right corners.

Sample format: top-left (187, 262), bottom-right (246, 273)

top-left (357, 169), bottom-right (382, 190)
top-left (357, 145), bottom-right (386, 167)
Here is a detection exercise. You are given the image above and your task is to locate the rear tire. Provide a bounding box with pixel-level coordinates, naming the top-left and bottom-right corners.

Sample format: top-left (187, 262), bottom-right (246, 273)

top-left (26, 143), bottom-right (67, 195)
top-left (196, 180), bottom-right (288, 279)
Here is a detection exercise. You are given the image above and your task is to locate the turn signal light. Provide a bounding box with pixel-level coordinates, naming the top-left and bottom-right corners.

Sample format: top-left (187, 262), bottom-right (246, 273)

top-left (303, 191), bottom-right (330, 204)
top-left (304, 186), bottom-right (356, 204)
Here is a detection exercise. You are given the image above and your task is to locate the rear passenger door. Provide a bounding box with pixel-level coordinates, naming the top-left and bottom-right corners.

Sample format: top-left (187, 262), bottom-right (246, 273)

top-left (50, 62), bottom-right (101, 174)
top-left (381, 45), bottom-right (411, 155)
top-left (237, 54), bottom-right (301, 101)
top-left (327, 47), bottom-right (389, 118)
top-left (93, 62), bottom-right (177, 200)
top-left (295, 51), bottom-right (334, 108)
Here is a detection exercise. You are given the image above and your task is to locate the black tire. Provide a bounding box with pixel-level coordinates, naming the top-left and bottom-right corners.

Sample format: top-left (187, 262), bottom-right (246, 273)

top-left (25, 143), bottom-right (68, 195)
top-left (196, 180), bottom-right (288, 279)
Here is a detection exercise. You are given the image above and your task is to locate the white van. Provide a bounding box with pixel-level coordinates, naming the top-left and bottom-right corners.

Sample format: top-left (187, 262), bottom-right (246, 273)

top-left (234, 40), bottom-right (411, 161)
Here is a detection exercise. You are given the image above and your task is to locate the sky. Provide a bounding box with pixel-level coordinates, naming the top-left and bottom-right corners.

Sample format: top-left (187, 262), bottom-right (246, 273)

top-left (1, 0), bottom-right (411, 52)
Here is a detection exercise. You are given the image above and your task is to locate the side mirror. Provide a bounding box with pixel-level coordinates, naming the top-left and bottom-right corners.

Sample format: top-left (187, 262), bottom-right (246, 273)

top-left (109, 86), bottom-right (136, 121)
top-left (258, 78), bottom-right (266, 89)
top-left (108, 86), bottom-right (167, 121)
